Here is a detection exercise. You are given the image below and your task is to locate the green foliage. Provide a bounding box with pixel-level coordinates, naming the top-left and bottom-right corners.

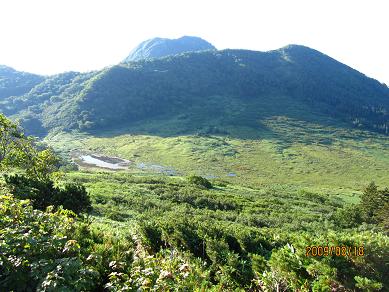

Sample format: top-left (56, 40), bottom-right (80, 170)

top-left (3, 49), bottom-right (389, 290)
top-left (0, 194), bottom-right (98, 291)
top-left (360, 182), bottom-right (389, 225)
top-left (354, 276), bottom-right (383, 291)
top-left (2, 168), bottom-right (389, 290)
top-left (64, 171), bottom-right (389, 290)
top-left (332, 204), bottom-right (363, 228)
top-left (1, 96), bottom-right (389, 290)
top-left (334, 182), bottom-right (389, 231)
top-left (105, 249), bottom-right (211, 291)
top-left (5, 174), bottom-right (91, 214)
top-left (1, 113), bottom-right (91, 214)
top-left (0, 113), bottom-right (24, 167)
top-left (1, 113), bottom-right (59, 181)
top-left (187, 175), bottom-right (212, 189)
top-left (14, 140), bottom-right (59, 182)
top-left (0, 194), bottom-right (143, 291)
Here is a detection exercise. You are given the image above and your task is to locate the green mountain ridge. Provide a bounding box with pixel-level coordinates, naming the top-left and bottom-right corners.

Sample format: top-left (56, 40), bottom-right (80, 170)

top-left (0, 65), bottom-right (44, 99)
top-left (1, 44), bottom-right (389, 137)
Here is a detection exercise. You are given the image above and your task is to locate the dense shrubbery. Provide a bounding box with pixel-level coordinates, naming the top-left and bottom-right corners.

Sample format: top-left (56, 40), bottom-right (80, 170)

top-left (2, 188), bottom-right (388, 291)
top-left (5, 174), bottom-right (92, 214)
top-left (1, 113), bottom-right (92, 215)
top-left (187, 175), bottom-right (212, 189)
top-left (105, 248), bottom-right (211, 291)
top-left (0, 194), bottom-right (140, 291)
top-left (135, 213), bottom-right (389, 290)
top-left (74, 171), bottom-right (389, 291)
top-left (0, 195), bottom-right (213, 291)
top-left (0, 194), bottom-right (96, 290)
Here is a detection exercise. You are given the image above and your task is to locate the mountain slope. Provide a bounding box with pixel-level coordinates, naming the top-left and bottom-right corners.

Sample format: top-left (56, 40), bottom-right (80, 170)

top-left (124, 36), bottom-right (216, 62)
top-left (0, 70), bottom-right (98, 135)
top-left (1, 45), bottom-right (389, 137)
top-left (0, 65), bottom-right (44, 99)
top-left (55, 46), bottom-right (389, 135)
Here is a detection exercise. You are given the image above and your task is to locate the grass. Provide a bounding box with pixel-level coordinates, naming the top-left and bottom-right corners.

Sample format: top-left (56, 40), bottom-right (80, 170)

top-left (46, 115), bottom-right (389, 199)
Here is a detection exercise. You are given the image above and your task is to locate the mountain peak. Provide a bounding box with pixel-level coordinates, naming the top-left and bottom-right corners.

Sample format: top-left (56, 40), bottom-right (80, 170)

top-left (0, 65), bottom-right (16, 72)
top-left (278, 44), bottom-right (325, 56)
top-left (123, 36), bottom-right (216, 62)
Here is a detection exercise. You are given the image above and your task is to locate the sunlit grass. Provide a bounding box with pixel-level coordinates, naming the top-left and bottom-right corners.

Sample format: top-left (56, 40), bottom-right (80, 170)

top-left (46, 116), bottom-right (389, 197)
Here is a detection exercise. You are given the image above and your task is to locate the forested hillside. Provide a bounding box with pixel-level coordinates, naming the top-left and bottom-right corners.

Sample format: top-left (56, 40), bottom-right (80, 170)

top-left (0, 65), bottom-right (44, 99)
top-left (1, 45), bottom-right (389, 137)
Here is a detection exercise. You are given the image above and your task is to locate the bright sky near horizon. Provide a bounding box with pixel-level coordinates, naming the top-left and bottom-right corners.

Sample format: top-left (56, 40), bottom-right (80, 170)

top-left (0, 0), bottom-right (388, 84)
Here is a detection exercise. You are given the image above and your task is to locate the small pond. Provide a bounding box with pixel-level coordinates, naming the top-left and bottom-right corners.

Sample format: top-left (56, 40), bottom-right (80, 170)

top-left (79, 155), bottom-right (130, 170)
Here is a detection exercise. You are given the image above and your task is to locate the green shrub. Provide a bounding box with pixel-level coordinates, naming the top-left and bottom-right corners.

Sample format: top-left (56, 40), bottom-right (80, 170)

top-left (187, 175), bottom-right (212, 189)
top-left (354, 276), bottom-right (383, 291)
top-left (5, 174), bottom-right (91, 214)
top-left (360, 182), bottom-right (389, 225)
top-left (0, 194), bottom-right (98, 291)
top-left (332, 204), bottom-right (363, 228)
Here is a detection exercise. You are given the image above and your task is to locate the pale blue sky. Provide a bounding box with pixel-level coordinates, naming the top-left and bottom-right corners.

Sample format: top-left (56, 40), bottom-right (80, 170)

top-left (0, 0), bottom-right (388, 84)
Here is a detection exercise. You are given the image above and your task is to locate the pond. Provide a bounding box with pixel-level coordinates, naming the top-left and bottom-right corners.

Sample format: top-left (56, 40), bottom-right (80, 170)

top-left (75, 153), bottom-right (176, 175)
top-left (79, 155), bottom-right (130, 170)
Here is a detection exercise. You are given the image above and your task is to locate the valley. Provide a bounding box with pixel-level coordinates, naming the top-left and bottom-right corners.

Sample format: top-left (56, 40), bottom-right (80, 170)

top-left (47, 116), bottom-right (389, 194)
top-left (1, 38), bottom-right (388, 291)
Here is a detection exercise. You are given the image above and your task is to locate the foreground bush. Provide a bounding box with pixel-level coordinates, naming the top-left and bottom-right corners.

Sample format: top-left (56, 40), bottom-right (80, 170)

top-left (137, 213), bottom-right (389, 291)
top-left (0, 194), bottom-right (138, 291)
top-left (0, 194), bottom-right (98, 291)
top-left (5, 174), bottom-right (92, 214)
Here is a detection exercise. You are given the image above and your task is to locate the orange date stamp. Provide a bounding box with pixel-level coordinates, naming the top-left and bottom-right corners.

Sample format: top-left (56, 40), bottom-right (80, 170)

top-left (305, 245), bottom-right (364, 257)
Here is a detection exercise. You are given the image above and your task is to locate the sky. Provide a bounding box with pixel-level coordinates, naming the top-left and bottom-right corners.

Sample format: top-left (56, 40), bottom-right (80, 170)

top-left (0, 0), bottom-right (388, 84)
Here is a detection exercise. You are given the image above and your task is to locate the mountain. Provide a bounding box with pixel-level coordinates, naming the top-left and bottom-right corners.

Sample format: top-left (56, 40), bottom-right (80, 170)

top-left (1, 45), bottom-right (389, 137)
top-left (0, 65), bottom-right (44, 99)
top-left (123, 36), bottom-right (216, 62)
top-left (2, 42), bottom-right (389, 292)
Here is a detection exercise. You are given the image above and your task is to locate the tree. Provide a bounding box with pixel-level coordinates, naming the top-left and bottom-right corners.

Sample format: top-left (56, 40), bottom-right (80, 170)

top-left (4, 174), bottom-right (92, 214)
top-left (0, 113), bottom-right (24, 167)
top-left (1, 113), bottom-right (91, 214)
top-left (360, 182), bottom-right (388, 224)
top-left (17, 140), bottom-right (59, 181)
top-left (0, 113), bottom-right (58, 181)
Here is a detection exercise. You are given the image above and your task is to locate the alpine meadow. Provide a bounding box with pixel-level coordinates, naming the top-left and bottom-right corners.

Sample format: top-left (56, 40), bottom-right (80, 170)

top-left (0, 34), bottom-right (388, 292)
